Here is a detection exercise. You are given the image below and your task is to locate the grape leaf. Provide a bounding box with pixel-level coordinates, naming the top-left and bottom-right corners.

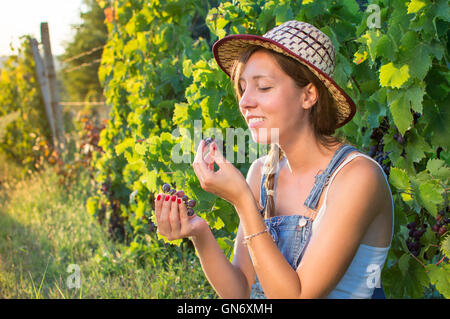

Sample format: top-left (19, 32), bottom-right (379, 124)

top-left (417, 180), bottom-right (444, 217)
top-left (426, 158), bottom-right (450, 182)
top-left (399, 31), bottom-right (432, 80)
top-left (425, 263), bottom-right (450, 298)
top-left (379, 62), bottom-right (410, 88)
top-left (407, 0), bottom-right (427, 14)
top-left (375, 34), bottom-right (396, 61)
top-left (404, 128), bottom-right (432, 163)
top-left (441, 235), bottom-right (450, 259)
top-left (389, 167), bottom-right (411, 190)
top-left (404, 84), bottom-right (425, 114)
top-left (389, 92), bottom-right (413, 135)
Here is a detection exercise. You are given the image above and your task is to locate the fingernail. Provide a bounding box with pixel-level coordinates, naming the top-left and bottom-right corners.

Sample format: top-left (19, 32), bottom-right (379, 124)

top-left (165, 196), bottom-right (170, 201)
top-left (177, 198), bottom-right (181, 204)
top-left (156, 194), bottom-right (161, 201)
top-left (171, 195), bottom-right (176, 202)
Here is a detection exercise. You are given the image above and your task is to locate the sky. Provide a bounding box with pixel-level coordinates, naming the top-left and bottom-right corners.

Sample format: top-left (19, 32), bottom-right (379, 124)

top-left (0, 0), bottom-right (86, 57)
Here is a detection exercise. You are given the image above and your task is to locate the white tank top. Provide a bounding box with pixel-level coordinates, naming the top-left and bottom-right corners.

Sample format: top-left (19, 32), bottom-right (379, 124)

top-left (312, 152), bottom-right (394, 298)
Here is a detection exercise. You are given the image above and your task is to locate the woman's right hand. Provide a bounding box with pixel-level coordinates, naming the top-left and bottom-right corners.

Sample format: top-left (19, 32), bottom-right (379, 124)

top-left (154, 194), bottom-right (208, 241)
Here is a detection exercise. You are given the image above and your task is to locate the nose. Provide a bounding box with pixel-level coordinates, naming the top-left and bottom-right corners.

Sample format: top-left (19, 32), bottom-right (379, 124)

top-left (238, 86), bottom-right (257, 111)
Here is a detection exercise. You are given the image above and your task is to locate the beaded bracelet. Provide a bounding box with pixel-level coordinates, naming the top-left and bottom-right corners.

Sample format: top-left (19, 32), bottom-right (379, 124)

top-left (243, 228), bottom-right (269, 245)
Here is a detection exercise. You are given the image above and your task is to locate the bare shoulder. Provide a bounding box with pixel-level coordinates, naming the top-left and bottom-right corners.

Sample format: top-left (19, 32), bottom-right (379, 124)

top-left (328, 152), bottom-right (388, 218)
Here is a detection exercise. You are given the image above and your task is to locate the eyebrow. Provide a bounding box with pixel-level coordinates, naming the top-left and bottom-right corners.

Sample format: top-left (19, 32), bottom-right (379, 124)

top-left (239, 75), bottom-right (272, 81)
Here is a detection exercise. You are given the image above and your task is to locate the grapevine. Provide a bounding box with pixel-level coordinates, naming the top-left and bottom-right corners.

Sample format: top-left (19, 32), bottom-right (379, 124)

top-left (88, 0), bottom-right (449, 298)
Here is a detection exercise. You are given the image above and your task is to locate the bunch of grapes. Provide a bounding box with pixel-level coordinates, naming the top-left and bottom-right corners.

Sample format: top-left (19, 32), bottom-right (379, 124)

top-left (431, 209), bottom-right (449, 236)
top-left (161, 183), bottom-right (197, 216)
top-left (405, 221), bottom-right (426, 257)
top-left (367, 118), bottom-right (411, 178)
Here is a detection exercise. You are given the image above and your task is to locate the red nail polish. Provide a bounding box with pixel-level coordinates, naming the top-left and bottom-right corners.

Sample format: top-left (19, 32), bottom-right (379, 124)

top-left (177, 198), bottom-right (181, 204)
top-left (171, 195), bottom-right (176, 202)
top-left (156, 194), bottom-right (161, 201)
top-left (165, 196), bottom-right (170, 201)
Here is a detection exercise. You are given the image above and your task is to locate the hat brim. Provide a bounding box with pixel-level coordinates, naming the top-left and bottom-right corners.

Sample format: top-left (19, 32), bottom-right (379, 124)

top-left (212, 34), bottom-right (356, 129)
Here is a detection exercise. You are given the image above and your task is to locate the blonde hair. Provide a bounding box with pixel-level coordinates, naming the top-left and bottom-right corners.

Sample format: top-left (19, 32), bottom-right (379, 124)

top-left (231, 45), bottom-right (349, 219)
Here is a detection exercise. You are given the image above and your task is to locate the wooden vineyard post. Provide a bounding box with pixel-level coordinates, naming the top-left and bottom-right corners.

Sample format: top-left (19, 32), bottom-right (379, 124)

top-left (30, 38), bottom-right (57, 148)
top-left (40, 22), bottom-right (66, 153)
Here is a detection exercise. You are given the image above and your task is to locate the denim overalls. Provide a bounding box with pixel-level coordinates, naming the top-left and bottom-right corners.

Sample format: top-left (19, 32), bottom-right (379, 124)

top-left (249, 144), bottom-right (386, 299)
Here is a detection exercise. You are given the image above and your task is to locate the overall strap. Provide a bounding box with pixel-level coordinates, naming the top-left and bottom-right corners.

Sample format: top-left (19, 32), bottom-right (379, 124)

top-left (303, 144), bottom-right (359, 210)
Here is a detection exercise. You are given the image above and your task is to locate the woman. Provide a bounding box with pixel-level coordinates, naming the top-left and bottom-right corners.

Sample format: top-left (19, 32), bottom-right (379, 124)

top-left (154, 21), bottom-right (394, 299)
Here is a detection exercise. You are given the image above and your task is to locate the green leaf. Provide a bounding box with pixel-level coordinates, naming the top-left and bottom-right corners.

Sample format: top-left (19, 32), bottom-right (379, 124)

top-left (115, 138), bottom-right (134, 156)
top-left (441, 235), bottom-right (450, 258)
top-left (425, 263), bottom-right (450, 298)
top-left (398, 253), bottom-right (410, 277)
top-left (86, 196), bottom-right (99, 216)
top-left (405, 128), bottom-right (433, 163)
top-left (426, 158), bottom-right (450, 182)
top-left (389, 167), bottom-right (411, 190)
top-left (380, 62), bottom-right (410, 88)
top-left (399, 31), bottom-right (432, 80)
top-left (134, 142), bottom-right (147, 155)
top-left (407, 0), bottom-right (427, 14)
top-left (417, 180), bottom-right (444, 217)
top-left (182, 59), bottom-right (193, 78)
top-left (422, 101), bottom-right (450, 151)
top-left (375, 34), bottom-right (396, 61)
top-left (142, 169), bottom-right (158, 193)
top-left (404, 84), bottom-right (425, 114)
top-left (389, 92), bottom-right (413, 135)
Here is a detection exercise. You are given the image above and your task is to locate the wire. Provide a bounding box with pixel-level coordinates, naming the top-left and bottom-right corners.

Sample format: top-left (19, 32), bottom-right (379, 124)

top-left (62, 58), bottom-right (102, 73)
top-left (61, 45), bottom-right (105, 64)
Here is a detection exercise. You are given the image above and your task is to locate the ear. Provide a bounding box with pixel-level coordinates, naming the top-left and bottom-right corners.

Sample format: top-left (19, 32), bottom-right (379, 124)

top-left (301, 83), bottom-right (318, 110)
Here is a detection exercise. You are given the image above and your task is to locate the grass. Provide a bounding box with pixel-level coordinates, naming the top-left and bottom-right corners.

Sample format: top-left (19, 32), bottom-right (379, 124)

top-left (0, 152), bottom-right (217, 298)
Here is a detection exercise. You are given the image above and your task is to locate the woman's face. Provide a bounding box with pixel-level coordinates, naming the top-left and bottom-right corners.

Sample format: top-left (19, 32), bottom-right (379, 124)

top-left (238, 50), bottom-right (313, 145)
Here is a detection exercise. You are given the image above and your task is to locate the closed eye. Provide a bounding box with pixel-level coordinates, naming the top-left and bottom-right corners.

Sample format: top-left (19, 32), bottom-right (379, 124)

top-left (259, 87), bottom-right (271, 91)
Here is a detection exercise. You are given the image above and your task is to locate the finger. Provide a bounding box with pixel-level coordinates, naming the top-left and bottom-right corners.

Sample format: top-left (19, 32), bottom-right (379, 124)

top-left (179, 199), bottom-right (193, 236)
top-left (204, 150), bottom-right (215, 171)
top-left (210, 141), bottom-right (228, 168)
top-left (169, 195), bottom-right (181, 235)
top-left (158, 194), bottom-right (172, 235)
top-left (193, 140), bottom-right (208, 180)
top-left (154, 193), bottom-right (165, 220)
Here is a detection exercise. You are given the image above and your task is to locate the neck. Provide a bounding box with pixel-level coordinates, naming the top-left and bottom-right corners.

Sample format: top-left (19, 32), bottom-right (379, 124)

top-left (278, 125), bottom-right (341, 177)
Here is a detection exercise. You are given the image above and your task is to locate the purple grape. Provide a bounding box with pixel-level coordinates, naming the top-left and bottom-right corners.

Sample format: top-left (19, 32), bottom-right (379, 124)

top-left (176, 190), bottom-right (185, 198)
top-left (368, 145), bottom-right (377, 158)
top-left (187, 208), bottom-right (194, 216)
top-left (182, 195), bottom-right (189, 202)
top-left (169, 188), bottom-right (176, 195)
top-left (432, 224), bottom-right (440, 233)
top-left (204, 137), bottom-right (214, 147)
top-left (162, 183), bottom-right (171, 193)
top-left (407, 222), bottom-right (416, 229)
top-left (187, 199), bottom-right (196, 208)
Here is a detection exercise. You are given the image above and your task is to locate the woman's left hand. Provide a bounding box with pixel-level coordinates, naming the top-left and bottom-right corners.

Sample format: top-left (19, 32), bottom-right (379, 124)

top-left (192, 139), bottom-right (251, 207)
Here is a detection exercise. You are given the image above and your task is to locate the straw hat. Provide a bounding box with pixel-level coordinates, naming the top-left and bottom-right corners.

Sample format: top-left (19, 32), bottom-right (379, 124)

top-left (212, 20), bottom-right (356, 128)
